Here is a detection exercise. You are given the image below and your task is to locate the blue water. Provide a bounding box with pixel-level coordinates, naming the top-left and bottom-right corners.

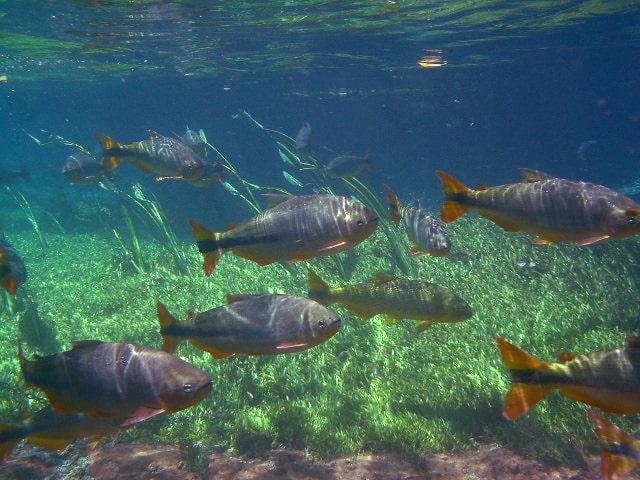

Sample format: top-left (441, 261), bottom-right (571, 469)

top-left (1, 2), bottom-right (638, 239)
top-left (1, 3), bottom-right (640, 473)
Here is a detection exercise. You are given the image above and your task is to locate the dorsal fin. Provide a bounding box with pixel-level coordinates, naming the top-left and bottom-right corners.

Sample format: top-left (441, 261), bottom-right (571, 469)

top-left (226, 293), bottom-right (260, 304)
top-left (72, 340), bottom-right (104, 350)
top-left (146, 130), bottom-right (163, 139)
top-left (263, 194), bottom-right (293, 209)
top-left (558, 352), bottom-right (576, 363)
top-left (372, 273), bottom-right (396, 284)
top-left (519, 168), bottom-right (556, 183)
top-left (626, 336), bottom-right (640, 348)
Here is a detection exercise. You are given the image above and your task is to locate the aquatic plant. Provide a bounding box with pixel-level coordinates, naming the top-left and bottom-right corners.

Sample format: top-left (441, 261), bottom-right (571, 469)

top-left (197, 128), bottom-right (294, 215)
top-left (237, 110), bottom-right (416, 276)
top-left (101, 182), bottom-right (192, 276)
top-left (17, 296), bottom-right (60, 356)
top-left (6, 187), bottom-right (48, 249)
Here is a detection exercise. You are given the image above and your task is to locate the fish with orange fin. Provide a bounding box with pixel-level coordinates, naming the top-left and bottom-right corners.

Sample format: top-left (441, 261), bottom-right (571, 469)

top-left (384, 185), bottom-right (451, 257)
top-left (0, 232), bottom-right (26, 295)
top-left (437, 169), bottom-right (640, 245)
top-left (0, 406), bottom-right (126, 461)
top-left (308, 270), bottom-right (472, 332)
top-left (495, 337), bottom-right (640, 420)
top-left (19, 341), bottom-right (211, 427)
top-left (589, 409), bottom-right (640, 480)
top-left (190, 194), bottom-right (378, 276)
top-left (157, 295), bottom-right (341, 359)
top-left (96, 130), bottom-right (207, 186)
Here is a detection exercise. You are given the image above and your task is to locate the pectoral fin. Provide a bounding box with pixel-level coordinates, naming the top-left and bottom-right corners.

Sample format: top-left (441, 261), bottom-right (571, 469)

top-left (121, 407), bottom-right (165, 427)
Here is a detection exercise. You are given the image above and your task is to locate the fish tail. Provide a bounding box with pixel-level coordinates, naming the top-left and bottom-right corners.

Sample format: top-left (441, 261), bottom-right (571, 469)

top-left (383, 185), bottom-right (401, 225)
top-left (494, 337), bottom-right (552, 420)
top-left (156, 302), bottom-right (182, 354)
top-left (436, 170), bottom-right (474, 223)
top-left (307, 270), bottom-right (332, 305)
top-left (95, 132), bottom-right (123, 171)
top-left (189, 220), bottom-right (223, 276)
top-left (0, 424), bottom-right (19, 461)
top-left (588, 409), bottom-right (640, 480)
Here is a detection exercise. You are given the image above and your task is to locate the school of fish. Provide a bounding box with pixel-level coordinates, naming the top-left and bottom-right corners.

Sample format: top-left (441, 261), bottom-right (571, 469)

top-left (2, 121), bottom-right (639, 475)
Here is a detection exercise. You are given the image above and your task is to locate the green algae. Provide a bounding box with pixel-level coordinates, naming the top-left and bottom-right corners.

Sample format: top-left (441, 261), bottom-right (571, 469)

top-left (1, 200), bottom-right (639, 464)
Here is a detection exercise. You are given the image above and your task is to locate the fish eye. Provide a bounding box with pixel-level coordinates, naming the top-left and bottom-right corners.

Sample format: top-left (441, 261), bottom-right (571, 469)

top-left (626, 216), bottom-right (637, 224)
top-left (183, 384), bottom-right (193, 393)
top-left (356, 219), bottom-right (365, 226)
top-left (318, 320), bottom-right (326, 329)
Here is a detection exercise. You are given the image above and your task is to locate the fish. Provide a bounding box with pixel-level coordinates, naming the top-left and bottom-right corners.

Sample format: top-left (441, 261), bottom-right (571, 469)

top-left (181, 126), bottom-right (207, 158)
top-left (495, 337), bottom-right (640, 420)
top-left (0, 406), bottom-right (126, 461)
top-left (437, 169), bottom-right (640, 245)
top-left (384, 185), bottom-right (451, 257)
top-left (178, 160), bottom-right (225, 187)
top-left (295, 121), bottom-right (312, 150)
top-left (307, 270), bottom-right (473, 332)
top-left (157, 294), bottom-right (341, 359)
top-left (190, 194), bottom-right (379, 276)
top-left (588, 409), bottom-right (640, 480)
top-left (325, 153), bottom-right (373, 178)
top-left (0, 232), bottom-right (27, 295)
top-left (96, 130), bottom-right (206, 185)
top-left (577, 140), bottom-right (598, 161)
top-left (19, 341), bottom-right (212, 427)
top-left (62, 151), bottom-right (113, 185)
top-left (0, 166), bottom-right (30, 186)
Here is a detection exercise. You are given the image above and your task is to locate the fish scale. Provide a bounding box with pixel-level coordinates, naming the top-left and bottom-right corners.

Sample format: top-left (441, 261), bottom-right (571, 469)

top-left (438, 169), bottom-right (640, 245)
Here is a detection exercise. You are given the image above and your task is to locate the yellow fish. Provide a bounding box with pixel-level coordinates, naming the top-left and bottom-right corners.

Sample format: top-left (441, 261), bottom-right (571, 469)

top-left (495, 337), bottom-right (640, 420)
top-left (308, 270), bottom-right (472, 332)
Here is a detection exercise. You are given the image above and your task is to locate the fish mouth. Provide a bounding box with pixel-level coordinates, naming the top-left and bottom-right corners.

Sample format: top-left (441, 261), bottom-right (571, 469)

top-left (328, 316), bottom-right (342, 334)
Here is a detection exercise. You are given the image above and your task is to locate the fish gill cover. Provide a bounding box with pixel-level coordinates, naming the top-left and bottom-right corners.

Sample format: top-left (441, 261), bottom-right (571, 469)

top-left (0, 0), bottom-right (639, 475)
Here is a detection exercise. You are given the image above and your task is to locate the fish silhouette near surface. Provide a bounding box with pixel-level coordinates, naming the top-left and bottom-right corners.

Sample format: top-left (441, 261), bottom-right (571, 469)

top-left (19, 341), bottom-right (212, 427)
top-left (190, 194), bottom-right (379, 276)
top-left (0, 232), bottom-right (27, 295)
top-left (96, 130), bottom-right (207, 185)
top-left (588, 409), bottom-right (640, 480)
top-left (0, 406), bottom-right (126, 461)
top-left (384, 185), bottom-right (451, 257)
top-left (437, 168), bottom-right (640, 245)
top-left (295, 121), bottom-right (313, 150)
top-left (325, 153), bottom-right (372, 178)
top-left (0, 166), bottom-right (30, 187)
top-left (308, 270), bottom-right (472, 332)
top-left (181, 126), bottom-right (207, 158)
top-left (495, 337), bottom-right (640, 420)
top-left (158, 294), bottom-right (341, 359)
top-left (62, 152), bottom-right (113, 185)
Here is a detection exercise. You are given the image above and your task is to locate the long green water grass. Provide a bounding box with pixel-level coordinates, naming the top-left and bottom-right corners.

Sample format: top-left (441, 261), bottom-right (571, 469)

top-left (1, 206), bottom-right (639, 466)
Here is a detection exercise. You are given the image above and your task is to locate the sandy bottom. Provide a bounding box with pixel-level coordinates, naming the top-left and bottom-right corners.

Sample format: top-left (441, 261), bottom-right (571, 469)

top-left (0, 441), bottom-right (606, 480)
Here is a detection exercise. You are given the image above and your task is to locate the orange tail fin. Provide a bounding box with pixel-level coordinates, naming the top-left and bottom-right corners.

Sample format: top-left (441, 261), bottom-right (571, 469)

top-left (95, 132), bottom-right (123, 171)
top-left (494, 337), bottom-right (552, 420)
top-left (589, 409), bottom-right (640, 480)
top-left (383, 185), bottom-right (401, 225)
top-left (156, 302), bottom-right (181, 354)
top-left (189, 220), bottom-right (223, 276)
top-left (436, 170), bottom-right (474, 223)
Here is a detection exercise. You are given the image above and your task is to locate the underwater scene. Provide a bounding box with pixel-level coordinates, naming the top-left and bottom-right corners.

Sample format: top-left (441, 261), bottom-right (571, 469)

top-left (1, 1), bottom-right (640, 479)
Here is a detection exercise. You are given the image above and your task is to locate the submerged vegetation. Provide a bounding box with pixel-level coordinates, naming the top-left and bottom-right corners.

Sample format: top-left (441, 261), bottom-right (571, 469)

top-left (1, 197), bottom-right (639, 464)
